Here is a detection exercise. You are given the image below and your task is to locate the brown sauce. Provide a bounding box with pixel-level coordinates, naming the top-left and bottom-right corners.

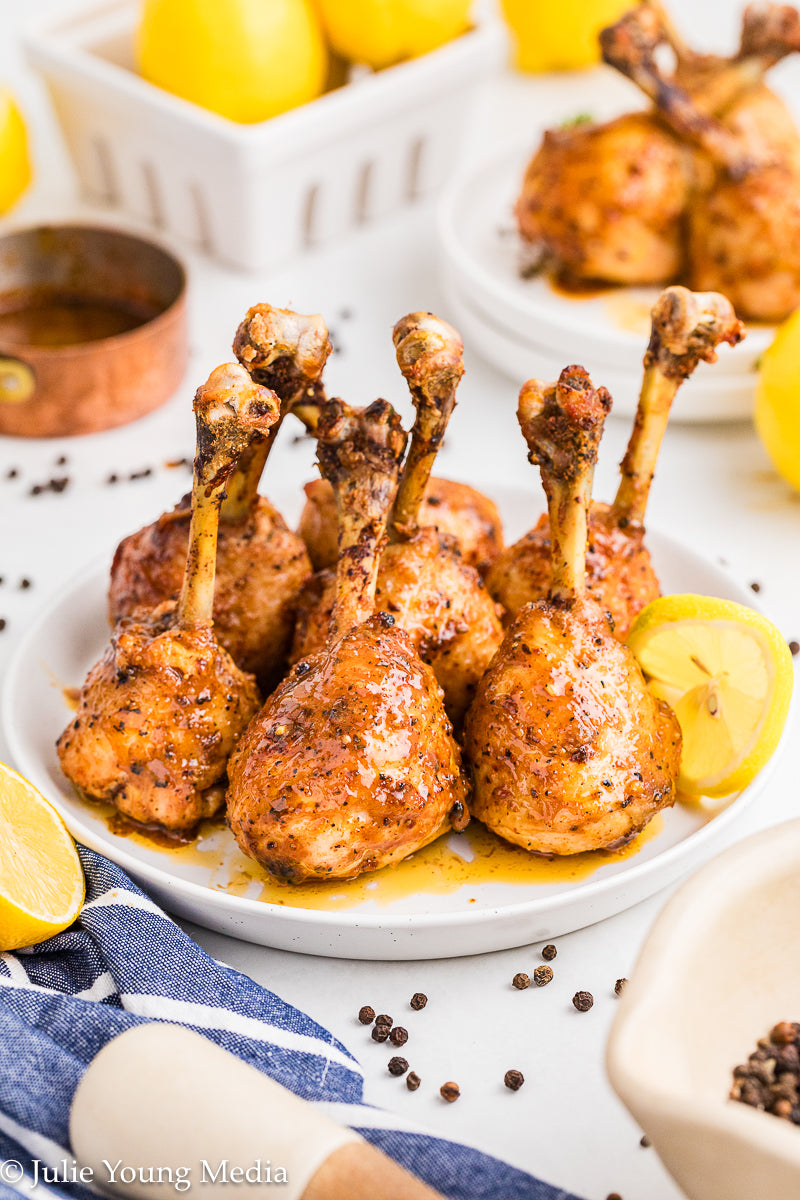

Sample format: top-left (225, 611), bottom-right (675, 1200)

top-left (0, 288), bottom-right (156, 348)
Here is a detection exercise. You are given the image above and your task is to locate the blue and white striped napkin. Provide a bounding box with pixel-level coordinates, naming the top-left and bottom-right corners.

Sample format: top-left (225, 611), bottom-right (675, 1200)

top-left (0, 847), bottom-right (580, 1200)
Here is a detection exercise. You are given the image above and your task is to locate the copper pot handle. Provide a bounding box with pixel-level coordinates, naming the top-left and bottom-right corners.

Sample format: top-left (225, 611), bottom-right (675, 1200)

top-left (0, 357), bottom-right (36, 404)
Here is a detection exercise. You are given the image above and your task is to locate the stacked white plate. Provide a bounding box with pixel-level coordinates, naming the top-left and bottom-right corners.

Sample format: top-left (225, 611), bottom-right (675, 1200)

top-left (437, 145), bottom-right (772, 424)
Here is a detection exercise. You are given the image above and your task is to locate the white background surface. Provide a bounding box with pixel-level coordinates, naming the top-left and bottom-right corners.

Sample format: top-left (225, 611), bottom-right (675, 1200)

top-left (1, 2), bottom-right (799, 1198)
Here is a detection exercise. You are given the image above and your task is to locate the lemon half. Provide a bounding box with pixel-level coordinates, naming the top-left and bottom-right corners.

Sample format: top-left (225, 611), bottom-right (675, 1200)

top-left (0, 762), bottom-right (85, 952)
top-left (627, 595), bottom-right (794, 799)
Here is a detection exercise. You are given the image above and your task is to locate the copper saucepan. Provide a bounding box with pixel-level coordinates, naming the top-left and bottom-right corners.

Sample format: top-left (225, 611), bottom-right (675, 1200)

top-left (0, 225), bottom-right (187, 438)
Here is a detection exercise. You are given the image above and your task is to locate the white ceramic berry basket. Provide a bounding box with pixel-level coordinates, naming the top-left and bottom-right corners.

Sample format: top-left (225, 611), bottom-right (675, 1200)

top-left (24, 1), bottom-right (504, 272)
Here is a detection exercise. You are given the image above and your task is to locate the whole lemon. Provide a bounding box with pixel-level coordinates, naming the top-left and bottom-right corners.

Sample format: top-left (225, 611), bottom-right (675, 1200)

top-left (755, 307), bottom-right (800, 493)
top-left (315, 0), bottom-right (470, 70)
top-left (501, 0), bottom-right (630, 71)
top-left (0, 90), bottom-right (32, 214)
top-left (136, 0), bottom-right (328, 124)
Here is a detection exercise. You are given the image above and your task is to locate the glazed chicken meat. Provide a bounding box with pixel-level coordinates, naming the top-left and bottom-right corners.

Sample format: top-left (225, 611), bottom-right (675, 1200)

top-left (227, 397), bottom-right (468, 883)
top-left (517, 0), bottom-right (800, 320)
top-left (464, 366), bottom-right (682, 855)
top-left (486, 286), bottom-right (743, 636)
top-left (108, 304), bottom-right (330, 688)
top-left (291, 312), bottom-right (505, 727)
top-left (58, 364), bottom-right (275, 833)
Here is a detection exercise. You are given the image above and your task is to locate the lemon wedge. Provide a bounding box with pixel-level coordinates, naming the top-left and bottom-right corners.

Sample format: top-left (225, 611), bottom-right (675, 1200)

top-left (627, 595), bottom-right (794, 799)
top-left (0, 762), bottom-right (85, 952)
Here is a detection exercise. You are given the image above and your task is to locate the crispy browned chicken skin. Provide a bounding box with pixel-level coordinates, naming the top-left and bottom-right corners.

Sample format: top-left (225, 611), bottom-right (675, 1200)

top-left (486, 287), bottom-right (743, 636)
top-left (290, 313), bottom-right (504, 728)
top-left (108, 304), bottom-right (330, 687)
top-left (298, 474), bottom-right (503, 577)
top-left (227, 398), bottom-right (468, 883)
top-left (58, 365), bottom-right (274, 834)
top-left (464, 366), bottom-right (682, 856)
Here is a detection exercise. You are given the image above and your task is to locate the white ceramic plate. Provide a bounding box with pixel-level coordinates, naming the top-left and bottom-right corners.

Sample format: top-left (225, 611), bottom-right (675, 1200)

top-left (1, 486), bottom-right (783, 960)
top-left (437, 146), bottom-right (772, 423)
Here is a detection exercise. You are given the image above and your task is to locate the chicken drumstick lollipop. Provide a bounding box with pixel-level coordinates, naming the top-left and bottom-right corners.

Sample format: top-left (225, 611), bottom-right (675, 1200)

top-left (297, 315), bottom-right (503, 577)
top-left (227, 398), bottom-right (468, 883)
top-left (486, 286), bottom-right (743, 636)
top-left (291, 313), bottom-right (504, 728)
top-left (518, 1), bottom-right (800, 290)
top-left (58, 364), bottom-right (274, 835)
top-left (602, 4), bottom-right (800, 321)
top-left (464, 367), bottom-right (682, 856)
top-left (109, 304), bottom-right (330, 688)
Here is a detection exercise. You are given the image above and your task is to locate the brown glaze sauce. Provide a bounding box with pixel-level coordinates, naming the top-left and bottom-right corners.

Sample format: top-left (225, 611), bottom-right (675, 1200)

top-left (0, 288), bottom-right (156, 348)
top-left (90, 794), bottom-right (664, 911)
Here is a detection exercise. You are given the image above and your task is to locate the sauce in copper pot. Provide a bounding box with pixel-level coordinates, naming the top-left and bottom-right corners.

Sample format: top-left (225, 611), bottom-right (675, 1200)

top-left (0, 288), bottom-right (157, 347)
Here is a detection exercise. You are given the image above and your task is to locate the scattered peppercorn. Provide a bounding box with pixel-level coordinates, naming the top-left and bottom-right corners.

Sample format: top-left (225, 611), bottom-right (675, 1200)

top-left (19, 578), bottom-right (31, 590)
top-left (29, 477), bottom-right (69, 496)
top-left (410, 992), bottom-right (427, 1010)
top-left (129, 467), bottom-right (153, 481)
top-left (541, 944), bottom-right (557, 961)
top-left (504, 1069), bottom-right (524, 1091)
top-left (375, 1013), bottom-right (392, 1027)
top-left (614, 978), bottom-right (628, 997)
top-left (358, 1005), bottom-right (375, 1025)
top-left (389, 1026), bottom-right (408, 1046)
top-left (388, 1057), bottom-right (408, 1077)
top-left (371, 1024), bottom-right (390, 1043)
top-left (512, 972), bottom-right (530, 990)
top-left (107, 474), bottom-right (118, 485)
top-left (0, 619), bottom-right (6, 632)
top-left (533, 966), bottom-right (553, 987)
top-left (5, 468), bottom-right (19, 480)
top-left (55, 455), bottom-right (68, 466)
top-left (750, 581), bottom-right (762, 594)
top-left (606, 1193), bottom-right (623, 1200)
top-left (640, 1135), bottom-right (651, 1148)
top-left (572, 991), bottom-right (594, 1012)
top-left (790, 641), bottom-right (800, 657)
top-left (406, 1071), bottom-right (421, 1092)
top-left (440, 1082), bottom-right (460, 1103)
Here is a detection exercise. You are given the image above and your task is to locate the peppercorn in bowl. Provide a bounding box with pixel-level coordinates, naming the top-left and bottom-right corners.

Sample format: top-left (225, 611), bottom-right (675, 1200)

top-left (607, 817), bottom-right (800, 1200)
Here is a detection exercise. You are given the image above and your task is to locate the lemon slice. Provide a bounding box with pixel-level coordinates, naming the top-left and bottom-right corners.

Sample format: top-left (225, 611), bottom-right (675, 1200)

top-left (0, 762), bottom-right (85, 951)
top-left (627, 595), bottom-right (794, 799)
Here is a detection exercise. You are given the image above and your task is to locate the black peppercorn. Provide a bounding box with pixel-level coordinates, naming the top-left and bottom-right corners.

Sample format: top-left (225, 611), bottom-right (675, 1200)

top-left (389, 1026), bottom-right (408, 1046)
top-left (371, 1024), bottom-right (390, 1043)
top-left (614, 978), bottom-right (628, 997)
top-left (440, 1081), bottom-right (460, 1102)
top-left (572, 991), bottom-right (594, 1012)
top-left (533, 965), bottom-right (553, 987)
top-left (375, 1013), bottom-right (392, 1027)
top-left (789, 641), bottom-right (799, 657)
top-left (406, 1071), bottom-right (421, 1091)
top-left (512, 972), bottom-right (530, 990)
top-left (358, 1005), bottom-right (375, 1025)
top-left (388, 1057), bottom-right (408, 1077)
top-left (504, 1069), bottom-right (524, 1091)
top-left (541, 944), bottom-right (557, 961)
top-left (410, 992), bottom-right (427, 1010)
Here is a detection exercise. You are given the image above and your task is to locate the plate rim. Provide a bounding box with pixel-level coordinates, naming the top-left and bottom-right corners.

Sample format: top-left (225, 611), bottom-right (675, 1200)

top-left (0, 535), bottom-right (784, 938)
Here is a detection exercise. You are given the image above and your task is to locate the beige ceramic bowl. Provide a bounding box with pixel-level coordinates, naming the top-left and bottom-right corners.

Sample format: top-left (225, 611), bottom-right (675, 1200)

top-left (607, 818), bottom-right (800, 1200)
